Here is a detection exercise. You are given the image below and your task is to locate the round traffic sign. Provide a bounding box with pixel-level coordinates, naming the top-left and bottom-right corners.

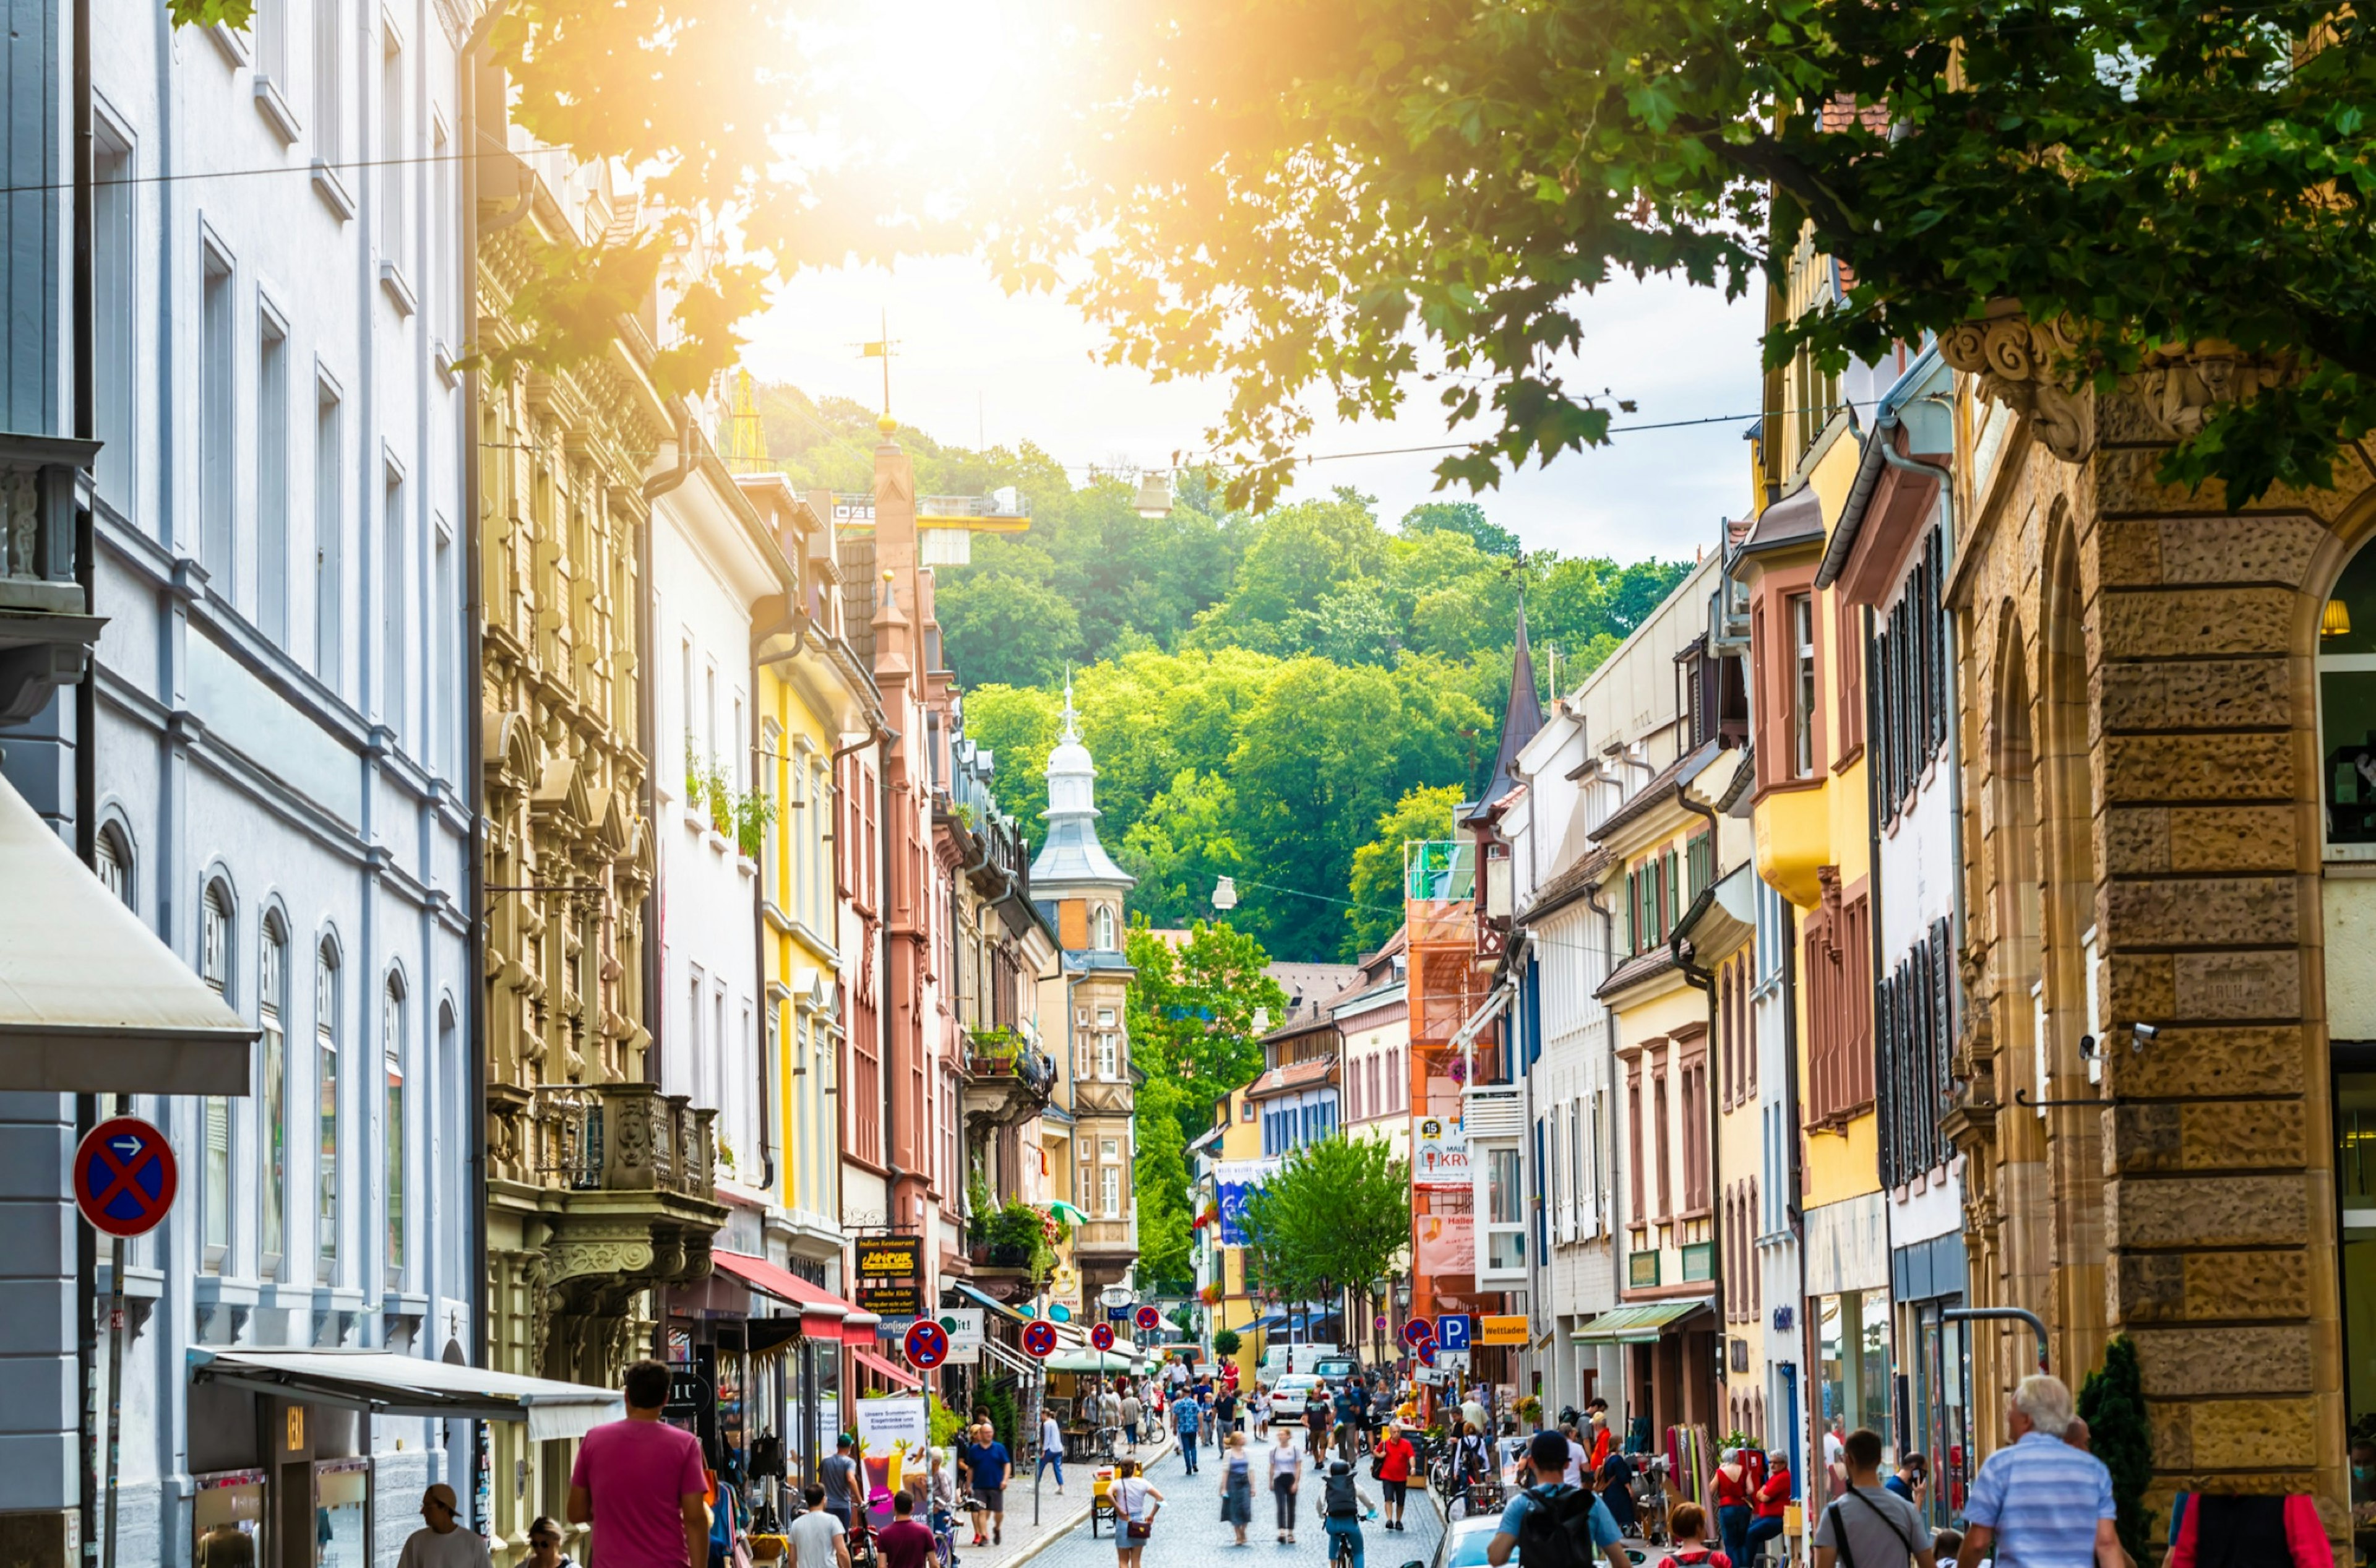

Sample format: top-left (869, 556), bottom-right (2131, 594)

top-left (1414, 1339), bottom-right (1437, 1368)
top-left (1022, 1320), bottom-right (1059, 1359)
top-left (1091, 1322), bottom-right (1116, 1351)
top-left (1400, 1317), bottom-right (1434, 1349)
top-left (903, 1319), bottom-right (949, 1370)
top-left (1134, 1304), bottom-right (1161, 1332)
top-left (74, 1116), bottom-right (177, 1238)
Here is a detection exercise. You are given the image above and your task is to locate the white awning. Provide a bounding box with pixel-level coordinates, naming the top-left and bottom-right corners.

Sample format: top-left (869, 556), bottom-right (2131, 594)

top-left (0, 773), bottom-right (256, 1093)
top-left (1447, 982), bottom-right (1514, 1051)
top-left (190, 1349), bottom-right (625, 1443)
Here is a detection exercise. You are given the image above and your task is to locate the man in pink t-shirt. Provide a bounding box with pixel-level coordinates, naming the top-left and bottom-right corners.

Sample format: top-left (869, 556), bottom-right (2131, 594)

top-left (568, 1359), bottom-right (711, 1567)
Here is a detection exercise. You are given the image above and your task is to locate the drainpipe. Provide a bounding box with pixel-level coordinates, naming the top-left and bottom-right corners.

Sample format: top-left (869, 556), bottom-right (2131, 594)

top-left (72, 0), bottom-right (99, 1543)
top-left (1672, 790), bottom-right (1725, 1395)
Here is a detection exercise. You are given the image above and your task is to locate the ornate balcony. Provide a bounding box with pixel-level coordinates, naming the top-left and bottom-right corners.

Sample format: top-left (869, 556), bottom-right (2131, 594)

top-left (962, 1027), bottom-right (1058, 1134)
top-left (488, 1082), bottom-right (724, 1353)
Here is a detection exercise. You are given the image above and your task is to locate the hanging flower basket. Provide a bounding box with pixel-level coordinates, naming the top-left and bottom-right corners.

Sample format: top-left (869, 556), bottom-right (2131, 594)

top-left (1199, 1283), bottom-right (1224, 1305)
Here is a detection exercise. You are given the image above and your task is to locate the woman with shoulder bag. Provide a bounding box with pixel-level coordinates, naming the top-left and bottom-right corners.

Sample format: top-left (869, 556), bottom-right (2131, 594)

top-left (1111, 1460), bottom-right (1164, 1568)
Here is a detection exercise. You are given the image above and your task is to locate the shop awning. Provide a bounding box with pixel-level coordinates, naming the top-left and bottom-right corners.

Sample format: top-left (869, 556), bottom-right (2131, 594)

top-left (1046, 1349), bottom-right (1141, 1374)
top-left (0, 773), bottom-right (257, 1093)
top-left (851, 1347), bottom-right (922, 1390)
top-left (953, 1282), bottom-right (1035, 1326)
top-left (189, 1349), bottom-right (622, 1443)
top-left (712, 1251), bottom-right (874, 1345)
top-left (1570, 1300), bottom-right (1715, 1344)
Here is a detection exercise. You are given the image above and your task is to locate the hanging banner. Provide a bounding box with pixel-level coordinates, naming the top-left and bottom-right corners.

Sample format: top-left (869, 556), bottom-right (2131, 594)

top-left (1414, 1118), bottom-right (1471, 1189)
top-left (1414, 1212), bottom-right (1474, 1273)
top-left (1213, 1158), bottom-right (1280, 1247)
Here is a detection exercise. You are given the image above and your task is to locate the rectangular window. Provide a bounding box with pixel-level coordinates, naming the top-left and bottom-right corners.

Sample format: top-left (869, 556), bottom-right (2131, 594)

top-left (1790, 593), bottom-right (1817, 777)
top-left (257, 316), bottom-right (290, 642)
top-left (1653, 1068), bottom-right (1672, 1218)
top-left (1627, 1080), bottom-right (1645, 1223)
top-left (431, 118), bottom-right (452, 334)
top-left (379, 28), bottom-right (403, 252)
top-left (315, 384), bottom-right (343, 689)
top-left (93, 134), bottom-right (136, 510)
top-left (200, 248), bottom-right (235, 583)
top-left (434, 524), bottom-right (455, 774)
top-left (314, 0), bottom-right (343, 162)
top-left (1100, 1163), bottom-right (1121, 1219)
top-left (1836, 593), bottom-right (1864, 757)
top-left (382, 466), bottom-right (405, 734)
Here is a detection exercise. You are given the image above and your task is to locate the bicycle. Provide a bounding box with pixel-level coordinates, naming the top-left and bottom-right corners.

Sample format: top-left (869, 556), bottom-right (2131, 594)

top-left (1093, 1424), bottom-right (1123, 1465)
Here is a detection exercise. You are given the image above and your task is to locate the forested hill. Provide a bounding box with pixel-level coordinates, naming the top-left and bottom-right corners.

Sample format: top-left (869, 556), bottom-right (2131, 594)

top-left (757, 384), bottom-right (1690, 963)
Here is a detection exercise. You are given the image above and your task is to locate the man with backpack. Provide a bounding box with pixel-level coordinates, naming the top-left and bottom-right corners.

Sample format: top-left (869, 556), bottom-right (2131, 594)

top-left (1812, 1429), bottom-right (1935, 1568)
top-left (1487, 1431), bottom-right (1629, 1568)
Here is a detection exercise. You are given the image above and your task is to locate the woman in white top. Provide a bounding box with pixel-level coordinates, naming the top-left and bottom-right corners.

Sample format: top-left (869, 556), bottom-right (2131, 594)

top-left (1109, 1459), bottom-right (1165, 1568)
top-left (1250, 1389), bottom-right (1271, 1440)
top-left (1269, 1427), bottom-right (1305, 1544)
top-left (1040, 1412), bottom-right (1067, 1495)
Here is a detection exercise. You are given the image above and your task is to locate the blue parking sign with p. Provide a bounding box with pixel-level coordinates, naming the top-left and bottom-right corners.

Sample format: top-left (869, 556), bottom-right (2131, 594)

top-left (1436, 1313), bottom-right (1471, 1351)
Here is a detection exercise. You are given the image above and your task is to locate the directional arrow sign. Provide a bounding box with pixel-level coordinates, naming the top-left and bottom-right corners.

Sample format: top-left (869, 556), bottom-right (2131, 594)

top-left (1091, 1322), bottom-right (1116, 1351)
top-left (74, 1117), bottom-right (177, 1238)
top-left (1414, 1340), bottom-right (1437, 1368)
top-left (1021, 1320), bottom-right (1059, 1359)
top-left (1134, 1304), bottom-right (1161, 1332)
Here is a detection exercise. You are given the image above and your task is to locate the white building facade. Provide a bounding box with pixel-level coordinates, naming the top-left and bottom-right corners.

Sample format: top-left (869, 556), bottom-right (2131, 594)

top-left (0, 0), bottom-right (480, 1557)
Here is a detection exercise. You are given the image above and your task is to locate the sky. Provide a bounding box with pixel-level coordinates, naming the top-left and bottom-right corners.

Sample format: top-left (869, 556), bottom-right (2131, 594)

top-left (741, 254), bottom-right (1767, 566)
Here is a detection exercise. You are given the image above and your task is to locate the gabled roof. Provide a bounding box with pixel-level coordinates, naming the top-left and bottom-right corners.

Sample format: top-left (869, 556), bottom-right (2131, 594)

top-left (1246, 1055), bottom-right (1338, 1101)
top-left (1588, 740), bottom-right (1721, 843)
top-left (1595, 945), bottom-right (1680, 1001)
top-left (1520, 846), bottom-right (1616, 927)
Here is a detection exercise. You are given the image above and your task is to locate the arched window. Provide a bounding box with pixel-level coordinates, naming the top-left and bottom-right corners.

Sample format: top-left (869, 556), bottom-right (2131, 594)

top-left (1093, 904), bottom-right (1116, 950)
top-left (383, 974), bottom-right (405, 1287)
top-left (260, 916), bottom-right (289, 1277)
top-left (94, 822), bottom-right (133, 907)
top-left (316, 939), bottom-right (341, 1284)
top-left (200, 882), bottom-right (233, 1272)
top-left (2322, 535), bottom-right (2376, 853)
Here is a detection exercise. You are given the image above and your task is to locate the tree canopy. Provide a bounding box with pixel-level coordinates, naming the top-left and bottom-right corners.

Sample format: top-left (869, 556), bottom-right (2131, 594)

top-left (1126, 922), bottom-right (1288, 1294)
top-left (1239, 1136), bottom-right (1414, 1316)
top-left (994, 0), bottom-right (2376, 507)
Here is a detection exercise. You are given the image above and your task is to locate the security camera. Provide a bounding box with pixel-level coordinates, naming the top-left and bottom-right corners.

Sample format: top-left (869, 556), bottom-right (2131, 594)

top-left (2077, 1034), bottom-right (2097, 1061)
top-left (2129, 1022), bottom-right (2159, 1052)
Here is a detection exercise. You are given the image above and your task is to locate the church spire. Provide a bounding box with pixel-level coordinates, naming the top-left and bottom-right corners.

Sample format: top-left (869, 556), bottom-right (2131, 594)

top-left (1468, 597), bottom-right (1546, 824)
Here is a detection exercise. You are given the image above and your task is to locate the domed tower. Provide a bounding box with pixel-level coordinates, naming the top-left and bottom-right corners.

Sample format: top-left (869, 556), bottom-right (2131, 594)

top-left (1029, 679), bottom-right (1139, 1302)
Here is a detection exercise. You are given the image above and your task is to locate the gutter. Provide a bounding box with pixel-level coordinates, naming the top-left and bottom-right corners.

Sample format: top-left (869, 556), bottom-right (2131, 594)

top-left (639, 410), bottom-right (697, 1096)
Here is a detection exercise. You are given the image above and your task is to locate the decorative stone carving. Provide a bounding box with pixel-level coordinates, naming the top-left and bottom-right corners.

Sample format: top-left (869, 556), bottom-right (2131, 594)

top-left (1939, 309), bottom-right (2097, 462)
top-left (2132, 346), bottom-right (2291, 438)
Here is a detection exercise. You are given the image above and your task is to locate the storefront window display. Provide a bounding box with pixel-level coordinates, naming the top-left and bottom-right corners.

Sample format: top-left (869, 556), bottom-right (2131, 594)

top-left (1909, 1303), bottom-right (1971, 1528)
top-left (314, 1458), bottom-right (370, 1568)
top-left (193, 1470), bottom-right (265, 1566)
top-left (2335, 1060), bottom-right (2376, 1565)
top-left (1814, 1290), bottom-right (1892, 1501)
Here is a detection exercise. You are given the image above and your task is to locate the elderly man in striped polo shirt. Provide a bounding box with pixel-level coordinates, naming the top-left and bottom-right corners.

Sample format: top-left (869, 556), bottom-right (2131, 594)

top-left (1960, 1374), bottom-right (2124, 1567)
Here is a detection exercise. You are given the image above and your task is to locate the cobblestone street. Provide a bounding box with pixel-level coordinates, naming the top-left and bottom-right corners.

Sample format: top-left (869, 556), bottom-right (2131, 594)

top-left (997, 1436), bottom-right (1448, 1568)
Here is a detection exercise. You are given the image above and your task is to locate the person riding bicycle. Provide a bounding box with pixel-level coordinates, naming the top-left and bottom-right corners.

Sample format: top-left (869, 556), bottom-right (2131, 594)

top-left (1455, 1421), bottom-right (1498, 1510)
top-left (1315, 1457), bottom-right (1379, 1568)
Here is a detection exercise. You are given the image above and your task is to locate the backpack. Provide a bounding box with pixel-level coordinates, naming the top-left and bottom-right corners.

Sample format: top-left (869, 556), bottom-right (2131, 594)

top-left (1515, 1484), bottom-right (1601, 1568)
top-left (1322, 1469), bottom-right (1361, 1519)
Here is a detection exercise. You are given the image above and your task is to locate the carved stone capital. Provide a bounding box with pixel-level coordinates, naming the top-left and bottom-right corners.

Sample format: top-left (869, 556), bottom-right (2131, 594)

top-left (1939, 309), bottom-right (2097, 462)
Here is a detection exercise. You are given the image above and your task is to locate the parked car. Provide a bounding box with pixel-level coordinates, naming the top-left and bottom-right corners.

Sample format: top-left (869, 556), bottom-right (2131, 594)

top-left (1267, 1372), bottom-right (1324, 1421)
top-left (1310, 1356), bottom-right (1360, 1386)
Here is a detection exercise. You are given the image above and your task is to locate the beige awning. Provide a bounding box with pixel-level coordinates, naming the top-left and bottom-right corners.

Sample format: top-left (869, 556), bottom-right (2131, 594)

top-left (0, 772), bottom-right (256, 1093)
top-left (190, 1349), bottom-right (624, 1442)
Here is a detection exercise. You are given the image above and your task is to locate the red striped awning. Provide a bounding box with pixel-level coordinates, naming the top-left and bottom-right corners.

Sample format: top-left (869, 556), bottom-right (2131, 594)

top-left (851, 1347), bottom-right (922, 1390)
top-left (712, 1251), bottom-right (869, 1343)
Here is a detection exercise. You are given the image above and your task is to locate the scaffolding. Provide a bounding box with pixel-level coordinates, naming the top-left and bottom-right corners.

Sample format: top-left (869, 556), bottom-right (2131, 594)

top-left (1404, 839), bottom-right (1495, 1341)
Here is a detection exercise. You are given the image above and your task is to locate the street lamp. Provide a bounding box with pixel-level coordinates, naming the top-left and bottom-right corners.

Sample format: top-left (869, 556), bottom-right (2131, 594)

top-left (1211, 876), bottom-right (1238, 911)
top-left (1132, 472), bottom-right (1173, 518)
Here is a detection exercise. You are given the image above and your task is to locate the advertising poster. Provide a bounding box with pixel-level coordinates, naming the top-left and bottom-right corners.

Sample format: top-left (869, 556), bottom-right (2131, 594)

top-left (1413, 1211), bottom-right (1474, 1273)
top-left (854, 1395), bottom-right (932, 1521)
top-left (1414, 1117), bottom-right (1471, 1189)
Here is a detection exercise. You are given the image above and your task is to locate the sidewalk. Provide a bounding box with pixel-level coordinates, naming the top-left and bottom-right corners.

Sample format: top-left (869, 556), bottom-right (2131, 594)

top-left (949, 1431), bottom-right (1177, 1568)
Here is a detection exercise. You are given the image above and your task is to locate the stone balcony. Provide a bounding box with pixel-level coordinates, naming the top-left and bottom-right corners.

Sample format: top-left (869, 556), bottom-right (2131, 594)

top-left (489, 1082), bottom-right (725, 1337)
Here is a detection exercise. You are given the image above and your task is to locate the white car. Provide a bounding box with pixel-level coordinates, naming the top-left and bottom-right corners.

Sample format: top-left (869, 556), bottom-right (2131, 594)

top-left (1267, 1373), bottom-right (1324, 1421)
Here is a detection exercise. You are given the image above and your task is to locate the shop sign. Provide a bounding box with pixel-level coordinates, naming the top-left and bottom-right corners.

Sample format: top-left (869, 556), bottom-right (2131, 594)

top-left (856, 1281), bottom-right (922, 1317)
top-left (940, 1307), bottom-right (984, 1364)
top-left (665, 1369), bottom-right (713, 1418)
top-left (1476, 1314), bottom-right (1528, 1346)
top-left (857, 1235), bottom-right (923, 1281)
top-left (1413, 1212), bottom-right (1473, 1273)
top-left (1413, 1118), bottom-right (1470, 1189)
